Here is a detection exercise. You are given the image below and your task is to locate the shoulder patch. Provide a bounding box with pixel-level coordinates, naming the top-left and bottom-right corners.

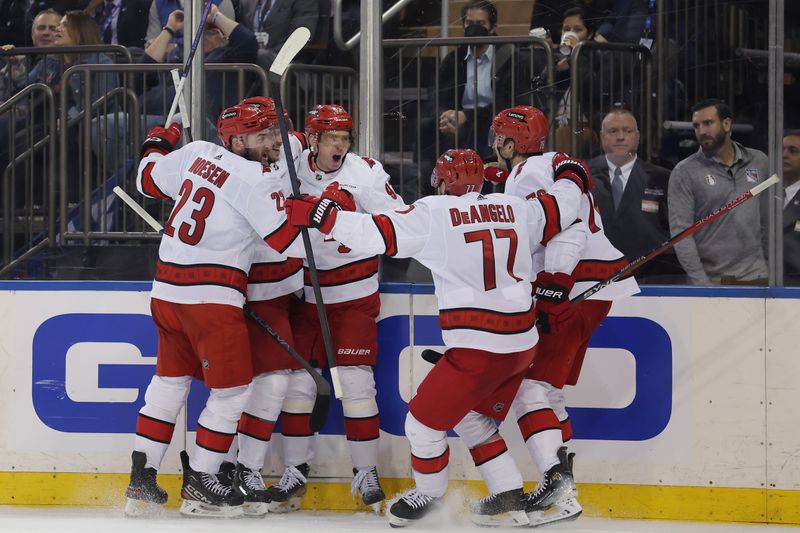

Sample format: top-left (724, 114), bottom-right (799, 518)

top-left (361, 156), bottom-right (377, 168)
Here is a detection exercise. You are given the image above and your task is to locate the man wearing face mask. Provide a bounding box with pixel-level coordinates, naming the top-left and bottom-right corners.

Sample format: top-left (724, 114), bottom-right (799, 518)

top-left (668, 99), bottom-right (769, 285)
top-left (432, 0), bottom-right (523, 160)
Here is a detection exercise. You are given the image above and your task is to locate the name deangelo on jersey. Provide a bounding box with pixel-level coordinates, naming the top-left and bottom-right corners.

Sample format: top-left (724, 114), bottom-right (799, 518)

top-left (449, 200), bottom-right (516, 227)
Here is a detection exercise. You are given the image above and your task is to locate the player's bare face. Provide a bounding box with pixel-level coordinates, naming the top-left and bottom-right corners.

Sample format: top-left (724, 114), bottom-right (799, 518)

top-left (692, 106), bottom-right (729, 155)
top-left (315, 131), bottom-right (351, 172)
top-left (235, 130), bottom-right (271, 164)
top-left (263, 126), bottom-right (282, 164)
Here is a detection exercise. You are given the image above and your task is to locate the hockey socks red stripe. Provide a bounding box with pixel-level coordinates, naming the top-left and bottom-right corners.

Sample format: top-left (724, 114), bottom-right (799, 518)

top-left (196, 423), bottom-right (235, 453)
top-left (469, 437), bottom-right (508, 467)
top-left (238, 412), bottom-right (275, 442)
top-left (518, 408), bottom-right (561, 441)
top-left (561, 417), bottom-right (573, 442)
top-left (281, 411), bottom-right (313, 437)
top-left (412, 447), bottom-right (450, 475)
top-left (344, 414), bottom-right (380, 441)
top-left (136, 413), bottom-right (175, 444)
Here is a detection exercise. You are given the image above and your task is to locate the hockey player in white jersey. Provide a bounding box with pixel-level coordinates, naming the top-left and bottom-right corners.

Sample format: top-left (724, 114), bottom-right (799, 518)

top-left (124, 103), bottom-right (305, 518)
top-left (284, 148), bottom-right (593, 527)
top-left (482, 105), bottom-right (640, 527)
top-left (265, 104), bottom-right (404, 513)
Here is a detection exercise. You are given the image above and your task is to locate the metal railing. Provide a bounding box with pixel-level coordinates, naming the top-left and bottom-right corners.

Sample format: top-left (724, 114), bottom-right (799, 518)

top-left (0, 83), bottom-right (56, 278)
top-left (333, 0), bottom-right (417, 51)
top-left (569, 41), bottom-right (653, 160)
top-left (381, 35), bottom-right (555, 200)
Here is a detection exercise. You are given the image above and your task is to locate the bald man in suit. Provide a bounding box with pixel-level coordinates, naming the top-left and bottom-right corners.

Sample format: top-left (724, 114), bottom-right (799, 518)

top-left (588, 107), bottom-right (684, 283)
top-left (783, 130), bottom-right (800, 285)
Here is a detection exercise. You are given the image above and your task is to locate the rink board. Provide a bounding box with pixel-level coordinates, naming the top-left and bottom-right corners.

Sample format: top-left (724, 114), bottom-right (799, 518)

top-left (0, 281), bottom-right (799, 523)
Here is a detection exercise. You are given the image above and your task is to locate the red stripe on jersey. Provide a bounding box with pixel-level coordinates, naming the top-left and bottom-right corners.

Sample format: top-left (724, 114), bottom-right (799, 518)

top-left (196, 423), bottom-right (235, 453)
top-left (439, 304), bottom-right (536, 335)
top-left (572, 257), bottom-right (629, 283)
top-left (155, 260), bottom-right (248, 295)
top-left (291, 131), bottom-right (308, 150)
top-left (249, 258), bottom-right (303, 284)
top-left (238, 412), bottom-right (275, 442)
top-left (561, 417), bottom-right (573, 443)
top-left (140, 161), bottom-right (169, 199)
top-left (135, 413), bottom-right (175, 444)
top-left (303, 257), bottom-right (380, 287)
top-left (517, 408), bottom-right (561, 441)
top-left (537, 193), bottom-right (562, 245)
top-left (371, 215), bottom-right (398, 257)
top-left (264, 220), bottom-right (301, 254)
top-left (343, 414), bottom-right (380, 442)
top-left (280, 412), bottom-right (313, 437)
top-left (411, 447), bottom-right (450, 475)
top-left (469, 436), bottom-right (507, 466)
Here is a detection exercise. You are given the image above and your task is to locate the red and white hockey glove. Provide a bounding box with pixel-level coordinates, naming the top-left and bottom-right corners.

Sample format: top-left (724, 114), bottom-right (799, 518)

top-left (483, 164), bottom-right (509, 184)
top-left (321, 181), bottom-right (356, 212)
top-left (285, 195), bottom-right (341, 234)
top-left (552, 152), bottom-right (593, 193)
top-left (533, 271), bottom-right (576, 335)
top-left (141, 122), bottom-right (182, 157)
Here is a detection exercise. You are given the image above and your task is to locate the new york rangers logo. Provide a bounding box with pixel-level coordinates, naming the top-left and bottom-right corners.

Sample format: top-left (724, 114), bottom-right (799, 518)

top-left (745, 169), bottom-right (760, 183)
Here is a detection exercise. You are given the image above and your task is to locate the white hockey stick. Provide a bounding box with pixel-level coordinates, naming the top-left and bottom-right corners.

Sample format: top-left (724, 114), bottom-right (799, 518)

top-left (268, 27), bottom-right (344, 400)
top-left (113, 183), bottom-right (332, 431)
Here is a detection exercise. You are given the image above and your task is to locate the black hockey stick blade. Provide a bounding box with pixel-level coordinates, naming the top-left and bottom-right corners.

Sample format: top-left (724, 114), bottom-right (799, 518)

top-left (421, 349), bottom-right (444, 365)
top-left (243, 305), bottom-right (330, 432)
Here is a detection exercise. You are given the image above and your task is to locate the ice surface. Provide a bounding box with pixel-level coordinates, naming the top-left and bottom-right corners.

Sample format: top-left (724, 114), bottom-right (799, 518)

top-left (0, 506), bottom-right (797, 533)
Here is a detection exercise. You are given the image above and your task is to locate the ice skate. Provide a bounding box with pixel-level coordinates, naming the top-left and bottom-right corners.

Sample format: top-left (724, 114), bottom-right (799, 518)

top-left (468, 488), bottom-right (529, 527)
top-left (266, 463), bottom-right (309, 513)
top-left (218, 461), bottom-right (236, 487)
top-left (124, 451), bottom-right (168, 517)
top-left (351, 466), bottom-right (385, 514)
top-left (233, 463), bottom-right (270, 517)
top-left (388, 489), bottom-right (442, 528)
top-left (523, 449), bottom-right (580, 527)
top-left (179, 451), bottom-right (244, 518)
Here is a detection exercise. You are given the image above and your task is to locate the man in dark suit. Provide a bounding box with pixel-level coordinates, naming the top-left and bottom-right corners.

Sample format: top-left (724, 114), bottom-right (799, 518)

top-left (588, 107), bottom-right (684, 283)
top-left (783, 130), bottom-right (800, 285)
top-left (236, 0), bottom-right (318, 70)
top-left (85, 0), bottom-right (152, 48)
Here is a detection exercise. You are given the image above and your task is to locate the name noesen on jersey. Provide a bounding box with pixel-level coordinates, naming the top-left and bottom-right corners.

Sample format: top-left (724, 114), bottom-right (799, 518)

top-left (449, 204), bottom-right (516, 227)
top-left (187, 156), bottom-right (231, 188)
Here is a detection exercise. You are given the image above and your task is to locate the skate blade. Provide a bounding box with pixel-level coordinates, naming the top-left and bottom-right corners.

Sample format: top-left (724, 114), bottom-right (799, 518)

top-left (179, 499), bottom-right (245, 518)
top-left (388, 504), bottom-right (445, 529)
top-left (527, 498), bottom-right (582, 527)
top-left (267, 496), bottom-right (302, 514)
top-left (470, 510), bottom-right (530, 527)
top-left (124, 498), bottom-right (165, 518)
top-left (243, 501), bottom-right (269, 517)
top-left (368, 500), bottom-right (385, 516)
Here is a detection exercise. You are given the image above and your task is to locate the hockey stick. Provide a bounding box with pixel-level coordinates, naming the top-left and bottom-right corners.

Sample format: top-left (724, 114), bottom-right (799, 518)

top-left (114, 185), bottom-right (331, 431)
top-left (419, 174), bottom-right (781, 366)
top-left (164, 0), bottom-right (215, 140)
top-left (268, 27), bottom-right (344, 400)
top-left (571, 173), bottom-right (780, 303)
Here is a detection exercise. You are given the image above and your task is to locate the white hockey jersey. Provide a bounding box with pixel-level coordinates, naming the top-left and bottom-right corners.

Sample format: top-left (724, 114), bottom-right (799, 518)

top-left (295, 151), bottom-right (404, 304)
top-left (328, 181), bottom-right (584, 353)
top-left (503, 152), bottom-right (639, 301)
top-left (136, 140), bottom-right (304, 306)
top-left (247, 131), bottom-right (309, 302)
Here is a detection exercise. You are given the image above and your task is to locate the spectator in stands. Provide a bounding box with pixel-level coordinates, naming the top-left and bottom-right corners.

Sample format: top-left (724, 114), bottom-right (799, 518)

top-left (26, 0), bottom-right (86, 35)
top-left (782, 130), bottom-right (800, 285)
top-left (145, 0), bottom-right (236, 48)
top-left (140, 5), bottom-right (256, 126)
top-left (588, 107), bottom-right (684, 283)
top-left (84, 0), bottom-right (152, 49)
top-left (529, 0), bottom-right (618, 44)
top-left (432, 0), bottom-right (525, 159)
top-left (0, 8), bottom-right (62, 102)
top-left (237, 0), bottom-right (318, 71)
top-left (668, 99), bottom-right (769, 285)
top-left (27, 10), bottom-right (116, 118)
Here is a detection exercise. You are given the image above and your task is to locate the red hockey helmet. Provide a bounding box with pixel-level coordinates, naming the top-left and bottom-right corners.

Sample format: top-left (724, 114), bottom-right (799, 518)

top-left (240, 96), bottom-right (289, 125)
top-left (490, 106), bottom-right (549, 154)
top-left (217, 104), bottom-right (272, 149)
top-left (432, 149), bottom-right (484, 196)
top-left (304, 104), bottom-right (353, 136)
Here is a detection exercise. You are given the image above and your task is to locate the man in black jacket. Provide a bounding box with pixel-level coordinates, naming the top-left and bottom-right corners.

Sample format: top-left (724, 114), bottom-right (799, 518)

top-left (588, 107), bottom-right (684, 283)
top-left (783, 130), bottom-right (800, 285)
